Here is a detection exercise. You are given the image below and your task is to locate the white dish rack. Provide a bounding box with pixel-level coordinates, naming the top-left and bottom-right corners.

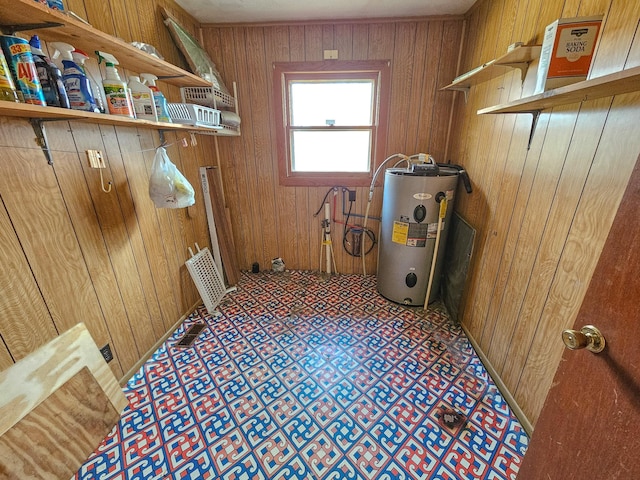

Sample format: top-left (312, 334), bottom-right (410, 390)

top-left (167, 103), bottom-right (223, 129)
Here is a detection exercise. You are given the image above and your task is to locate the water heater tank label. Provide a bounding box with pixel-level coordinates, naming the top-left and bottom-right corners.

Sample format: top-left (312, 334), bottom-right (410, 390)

top-left (392, 221), bottom-right (409, 244)
top-left (392, 221), bottom-right (429, 247)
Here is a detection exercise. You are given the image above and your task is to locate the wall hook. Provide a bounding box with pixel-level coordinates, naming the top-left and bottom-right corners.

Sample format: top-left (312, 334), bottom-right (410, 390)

top-left (99, 169), bottom-right (112, 193)
top-left (158, 129), bottom-right (169, 147)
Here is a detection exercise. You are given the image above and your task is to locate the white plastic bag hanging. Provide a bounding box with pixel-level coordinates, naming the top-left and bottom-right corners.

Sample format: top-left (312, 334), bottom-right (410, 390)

top-left (149, 146), bottom-right (195, 208)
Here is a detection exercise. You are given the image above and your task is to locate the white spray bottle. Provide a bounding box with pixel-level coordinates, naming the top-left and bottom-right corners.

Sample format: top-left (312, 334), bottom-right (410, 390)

top-left (140, 73), bottom-right (172, 123)
top-left (128, 75), bottom-right (157, 121)
top-left (50, 42), bottom-right (99, 112)
top-left (96, 51), bottom-right (134, 118)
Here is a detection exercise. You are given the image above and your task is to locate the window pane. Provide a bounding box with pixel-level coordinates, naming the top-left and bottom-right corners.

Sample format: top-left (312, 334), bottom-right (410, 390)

top-left (290, 81), bottom-right (373, 126)
top-left (291, 130), bottom-right (371, 172)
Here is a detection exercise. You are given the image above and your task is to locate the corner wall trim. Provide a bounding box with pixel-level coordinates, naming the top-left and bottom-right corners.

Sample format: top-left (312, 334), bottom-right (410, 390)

top-left (461, 323), bottom-right (534, 436)
top-left (119, 301), bottom-right (202, 386)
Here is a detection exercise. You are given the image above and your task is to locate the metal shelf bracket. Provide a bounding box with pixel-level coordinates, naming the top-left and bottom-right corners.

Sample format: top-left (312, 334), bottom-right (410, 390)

top-left (448, 86), bottom-right (470, 103)
top-left (525, 110), bottom-right (541, 150)
top-left (29, 118), bottom-right (54, 165)
top-left (0, 21), bottom-right (64, 34)
top-left (497, 62), bottom-right (531, 83)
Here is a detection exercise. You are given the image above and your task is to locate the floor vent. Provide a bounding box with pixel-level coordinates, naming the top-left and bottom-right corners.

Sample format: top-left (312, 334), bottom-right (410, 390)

top-left (176, 322), bottom-right (206, 348)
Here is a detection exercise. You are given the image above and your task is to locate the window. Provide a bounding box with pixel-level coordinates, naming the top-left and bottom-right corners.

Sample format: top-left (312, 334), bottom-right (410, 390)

top-left (274, 61), bottom-right (390, 186)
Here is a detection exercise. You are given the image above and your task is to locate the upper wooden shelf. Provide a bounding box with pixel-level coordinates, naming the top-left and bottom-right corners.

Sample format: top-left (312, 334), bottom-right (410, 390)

top-left (478, 65), bottom-right (640, 115)
top-left (0, 0), bottom-right (209, 87)
top-left (442, 45), bottom-right (541, 92)
top-left (0, 100), bottom-right (239, 136)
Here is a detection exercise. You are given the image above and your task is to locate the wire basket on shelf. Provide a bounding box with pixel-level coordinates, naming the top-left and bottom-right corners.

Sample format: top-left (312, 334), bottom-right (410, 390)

top-left (167, 103), bottom-right (222, 129)
top-left (180, 87), bottom-right (236, 110)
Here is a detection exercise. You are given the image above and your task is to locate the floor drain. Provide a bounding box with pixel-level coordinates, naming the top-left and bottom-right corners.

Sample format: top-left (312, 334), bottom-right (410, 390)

top-left (437, 406), bottom-right (467, 431)
top-left (176, 322), bottom-right (206, 348)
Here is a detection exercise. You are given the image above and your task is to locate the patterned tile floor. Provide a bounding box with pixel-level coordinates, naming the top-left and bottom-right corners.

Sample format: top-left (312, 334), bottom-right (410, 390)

top-left (76, 271), bottom-right (528, 480)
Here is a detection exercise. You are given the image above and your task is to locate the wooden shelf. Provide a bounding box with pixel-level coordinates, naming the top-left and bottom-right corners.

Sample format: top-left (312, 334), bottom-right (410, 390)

top-left (441, 45), bottom-right (541, 93)
top-left (0, 0), bottom-right (209, 87)
top-left (0, 101), bottom-right (238, 135)
top-left (0, 0), bottom-right (240, 165)
top-left (478, 65), bottom-right (640, 115)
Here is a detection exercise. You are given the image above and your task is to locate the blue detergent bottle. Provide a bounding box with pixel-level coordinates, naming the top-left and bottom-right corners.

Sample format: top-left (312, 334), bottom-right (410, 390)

top-left (50, 42), bottom-right (99, 113)
top-left (29, 35), bottom-right (69, 108)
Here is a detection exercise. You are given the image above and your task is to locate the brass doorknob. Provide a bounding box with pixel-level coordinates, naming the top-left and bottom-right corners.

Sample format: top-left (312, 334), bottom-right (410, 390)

top-left (562, 325), bottom-right (606, 353)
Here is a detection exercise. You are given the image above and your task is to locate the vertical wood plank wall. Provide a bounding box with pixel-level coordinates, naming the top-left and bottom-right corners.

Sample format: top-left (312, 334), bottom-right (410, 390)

top-left (2, 0), bottom-right (637, 432)
top-left (200, 19), bottom-right (464, 276)
top-left (449, 0), bottom-right (640, 425)
top-left (0, 0), bottom-right (217, 378)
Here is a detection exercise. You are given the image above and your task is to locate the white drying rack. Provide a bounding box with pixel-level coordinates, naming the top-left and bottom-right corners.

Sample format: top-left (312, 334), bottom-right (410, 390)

top-left (185, 244), bottom-right (236, 314)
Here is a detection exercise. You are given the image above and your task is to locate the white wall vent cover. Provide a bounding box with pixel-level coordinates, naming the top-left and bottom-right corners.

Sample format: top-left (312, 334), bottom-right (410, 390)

top-left (185, 245), bottom-right (228, 313)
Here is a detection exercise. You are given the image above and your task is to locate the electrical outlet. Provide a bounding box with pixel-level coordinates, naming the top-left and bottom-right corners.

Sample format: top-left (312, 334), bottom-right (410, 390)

top-left (86, 149), bottom-right (106, 169)
top-left (348, 190), bottom-right (356, 202)
top-left (99, 343), bottom-right (114, 363)
top-left (323, 49), bottom-right (338, 60)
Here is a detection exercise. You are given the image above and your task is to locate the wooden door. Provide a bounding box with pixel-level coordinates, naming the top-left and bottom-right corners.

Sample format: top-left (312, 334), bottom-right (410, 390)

top-left (517, 154), bottom-right (640, 479)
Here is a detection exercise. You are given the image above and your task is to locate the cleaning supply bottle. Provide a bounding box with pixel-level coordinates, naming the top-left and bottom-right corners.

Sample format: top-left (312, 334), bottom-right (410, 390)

top-left (29, 35), bottom-right (69, 108)
top-left (140, 73), bottom-right (172, 123)
top-left (50, 42), bottom-right (99, 112)
top-left (0, 47), bottom-right (18, 102)
top-left (0, 35), bottom-right (46, 105)
top-left (96, 51), bottom-right (134, 118)
top-left (46, 0), bottom-right (64, 10)
top-left (128, 75), bottom-right (157, 121)
top-left (72, 49), bottom-right (105, 113)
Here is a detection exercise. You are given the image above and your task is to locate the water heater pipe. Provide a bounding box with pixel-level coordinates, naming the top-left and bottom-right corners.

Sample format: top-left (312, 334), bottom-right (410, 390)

top-left (423, 193), bottom-right (448, 309)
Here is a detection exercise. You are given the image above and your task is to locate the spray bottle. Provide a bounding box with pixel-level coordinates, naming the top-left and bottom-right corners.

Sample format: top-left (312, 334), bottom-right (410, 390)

top-left (50, 42), bottom-right (99, 112)
top-left (71, 49), bottom-right (106, 113)
top-left (29, 35), bottom-right (69, 108)
top-left (128, 75), bottom-right (157, 121)
top-left (96, 51), bottom-right (134, 118)
top-left (140, 73), bottom-right (172, 123)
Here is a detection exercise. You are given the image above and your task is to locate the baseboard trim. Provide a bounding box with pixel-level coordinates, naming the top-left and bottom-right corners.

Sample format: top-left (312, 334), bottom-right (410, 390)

top-left (461, 324), bottom-right (534, 436)
top-left (118, 301), bottom-right (202, 386)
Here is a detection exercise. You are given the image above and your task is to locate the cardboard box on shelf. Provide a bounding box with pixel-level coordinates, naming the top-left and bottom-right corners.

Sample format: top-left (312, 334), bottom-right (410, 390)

top-left (535, 16), bottom-right (603, 94)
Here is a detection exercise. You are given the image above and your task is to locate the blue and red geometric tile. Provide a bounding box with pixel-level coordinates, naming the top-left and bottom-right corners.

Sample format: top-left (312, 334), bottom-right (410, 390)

top-left (76, 271), bottom-right (527, 480)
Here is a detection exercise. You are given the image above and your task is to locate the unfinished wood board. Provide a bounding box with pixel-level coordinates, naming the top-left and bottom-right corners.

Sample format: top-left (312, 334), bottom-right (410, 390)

top-left (0, 323), bottom-right (127, 438)
top-left (441, 45), bottom-right (541, 91)
top-left (204, 167), bottom-right (240, 285)
top-left (0, 367), bottom-right (120, 480)
top-left (478, 65), bottom-right (640, 115)
top-left (0, 0), bottom-right (207, 87)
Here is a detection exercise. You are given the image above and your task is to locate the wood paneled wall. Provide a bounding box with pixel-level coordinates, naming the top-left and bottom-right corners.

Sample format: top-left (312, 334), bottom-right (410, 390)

top-left (449, 0), bottom-right (640, 425)
top-left (4, 0), bottom-right (637, 433)
top-left (201, 18), bottom-right (464, 275)
top-left (0, 0), bottom-right (217, 378)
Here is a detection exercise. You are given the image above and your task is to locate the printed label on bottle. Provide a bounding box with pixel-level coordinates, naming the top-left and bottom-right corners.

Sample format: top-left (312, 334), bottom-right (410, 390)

top-left (104, 84), bottom-right (134, 116)
top-left (131, 92), bottom-right (154, 116)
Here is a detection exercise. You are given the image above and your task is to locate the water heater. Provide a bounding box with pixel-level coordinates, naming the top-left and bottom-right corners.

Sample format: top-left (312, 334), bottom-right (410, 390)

top-left (377, 164), bottom-right (466, 305)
